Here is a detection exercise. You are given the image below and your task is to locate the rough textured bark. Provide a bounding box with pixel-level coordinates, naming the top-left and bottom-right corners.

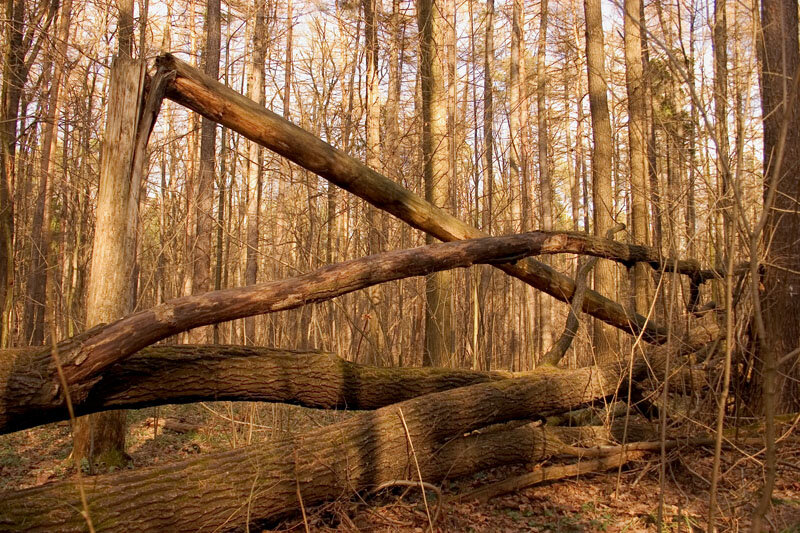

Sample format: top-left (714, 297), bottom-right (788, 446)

top-left (364, 0), bottom-right (387, 362)
top-left (156, 53), bottom-right (670, 344)
top-left (509, 0), bottom-right (529, 232)
top-left (759, 0), bottom-right (800, 407)
top-left (0, 362), bottom-right (626, 531)
top-left (71, 61), bottom-right (170, 465)
top-left (418, 0), bottom-right (454, 367)
top-left (480, 0), bottom-right (495, 371)
top-left (753, 0), bottom-right (800, 527)
top-left (584, 0), bottom-right (619, 361)
top-left (0, 0), bottom-right (25, 347)
top-left (0, 345), bottom-right (513, 429)
top-left (188, 0), bottom-right (220, 344)
top-left (624, 0), bottom-right (649, 315)
top-left (536, 0), bottom-right (553, 356)
top-left (71, 56), bottom-right (145, 465)
top-left (243, 0), bottom-right (265, 345)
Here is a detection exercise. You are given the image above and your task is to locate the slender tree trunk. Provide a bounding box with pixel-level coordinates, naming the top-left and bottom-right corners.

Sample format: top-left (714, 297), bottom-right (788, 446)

top-left (535, 0), bottom-right (553, 359)
top-left (640, 2), bottom-right (662, 255)
top-left (364, 0), bottom-right (387, 363)
top-left (478, 0), bottom-right (495, 371)
top-left (686, 7), bottom-right (697, 259)
top-left (624, 0), bottom-right (649, 315)
top-left (0, 0), bottom-right (26, 347)
top-left (188, 0), bottom-right (220, 343)
top-left (584, 0), bottom-right (619, 361)
top-left (244, 0), bottom-right (265, 345)
top-left (418, 0), bottom-right (454, 367)
top-left (24, 0), bottom-right (74, 346)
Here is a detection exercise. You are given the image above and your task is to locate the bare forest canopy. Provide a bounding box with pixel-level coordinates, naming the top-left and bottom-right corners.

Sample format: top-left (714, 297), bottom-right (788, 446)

top-left (1, 0), bottom-right (799, 531)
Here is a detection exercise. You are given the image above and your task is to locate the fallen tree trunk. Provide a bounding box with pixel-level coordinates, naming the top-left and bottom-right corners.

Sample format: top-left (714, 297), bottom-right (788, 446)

top-left (0, 345), bottom-right (512, 433)
top-left (157, 53), bottom-right (672, 344)
top-left (2, 232), bottom-right (709, 434)
top-left (0, 363), bottom-right (624, 531)
top-left (1, 311), bottom-right (720, 434)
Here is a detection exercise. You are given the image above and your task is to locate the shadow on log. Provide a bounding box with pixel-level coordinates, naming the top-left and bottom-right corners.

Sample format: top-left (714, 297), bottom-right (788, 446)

top-left (0, 362), bottom-right (625, 531)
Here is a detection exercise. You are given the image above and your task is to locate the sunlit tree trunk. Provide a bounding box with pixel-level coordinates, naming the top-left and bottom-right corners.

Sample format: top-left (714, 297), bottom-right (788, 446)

top-left (188, 0), bottom-right (220, 343)
top-left (243, 0), bottom-right (264, 345)
top-left (479, 0), bottom-right (495, 371)
top-left (418, 0), bottom-right (454, 367)
top-left (624, 0), bottom-right (649, 315)
top-left (364, 0), bottom-right (387, 364)
top-left (584, 0), bottom-right (619, 361)
top-left (72, 56), bottom-right (143, 467)
top-left (535, 0), bottom-right (553, 361)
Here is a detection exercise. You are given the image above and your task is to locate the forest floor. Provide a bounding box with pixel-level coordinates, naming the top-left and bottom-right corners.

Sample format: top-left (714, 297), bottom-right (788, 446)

top-left (1, 402), bottom-right (798, 532)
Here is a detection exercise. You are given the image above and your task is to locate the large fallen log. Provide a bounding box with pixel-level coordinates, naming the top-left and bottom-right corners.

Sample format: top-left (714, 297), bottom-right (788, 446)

top-left (0, 314), bottom-right (719, 434)
top-left (1, 232), bottom-right (706, 434)
top-left (0, 345), bottom-right (511, 432)
top-left (156, 53), bottom-right (672, 343)
top-left (0, 363), bottom-right (624, 531)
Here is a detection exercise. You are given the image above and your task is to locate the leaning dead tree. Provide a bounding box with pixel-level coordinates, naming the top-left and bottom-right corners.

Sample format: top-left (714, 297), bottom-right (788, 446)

top-left (0, 56), bottom-right (734, 531)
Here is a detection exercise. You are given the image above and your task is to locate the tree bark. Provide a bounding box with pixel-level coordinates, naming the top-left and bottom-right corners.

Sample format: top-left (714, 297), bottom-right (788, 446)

top-left (0, 0), bottom-right (26, 347)
top-left (584, 0), bottom-right (619, 361)
top-left (480, 0), bottom-right (495, 371)
top-left (536, 0), bottom-right (553, 357)
top-left (71, 60), bottom-right (169, 466)
top-left (418, 0), bottom-right (454, 367)
top-left (0, 345), bottom-right (514, 430)
top-left (187, 0), bottom-right (220, 344)
top-left (0, 363), bottom-right (626, 531)
top-left (23, 0), bottom-right (74, 346)
top-left (753, 0), bottom-right (800, 526)
top-left (624, 0), bottom-right (649, 315)
top-left (71, 56), bottom-right (144, 466)
top-left (0, 231), bottom-right (719, 434)
top-left (243, 0), bottom-right (265, 345)
top-left (155, 53), bottom-right (670, 344)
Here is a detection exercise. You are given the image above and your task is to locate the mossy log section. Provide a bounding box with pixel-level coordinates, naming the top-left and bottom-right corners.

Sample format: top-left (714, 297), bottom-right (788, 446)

top-left (0, 362), bottom-right (624, 531)
top-left (0, 345), bottom-right (512, 432)
top-left (156, 52), bottom-right (672, 344)
top-left (1, 231), bottom-right (705, 434)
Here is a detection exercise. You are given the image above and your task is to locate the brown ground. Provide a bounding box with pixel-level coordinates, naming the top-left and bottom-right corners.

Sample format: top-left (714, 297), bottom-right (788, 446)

top-left (1, 403), bottom-right (798, 532)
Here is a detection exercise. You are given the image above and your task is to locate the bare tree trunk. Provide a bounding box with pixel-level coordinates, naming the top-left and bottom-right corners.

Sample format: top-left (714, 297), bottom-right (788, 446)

top-left (0, 361), bottom-right (626, 531)
top-left (0, 0), bottom-right (26, 347)
top-left (363, 0), bottom-right (387, 363)
top-left (418, 0), bottom-right (454, 366)
top-left (71, 57), bottom-right (144, 467)
top-left (624, 0), bottom-right (649, 315)
top-left (535, 0), bottom-right (553, 359)
top-left (188, 0), bottom-right (220, 343)
top-left (640, 3), bottom-right (662, 255)
top-left (584, 0), bottom-right (619, 361)
top-left (753, 0), bottom-right (800, 526)
top-left (479, 0), bottom-right (495, 371)
top-left (243, 0), bottom-right (265, 345)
